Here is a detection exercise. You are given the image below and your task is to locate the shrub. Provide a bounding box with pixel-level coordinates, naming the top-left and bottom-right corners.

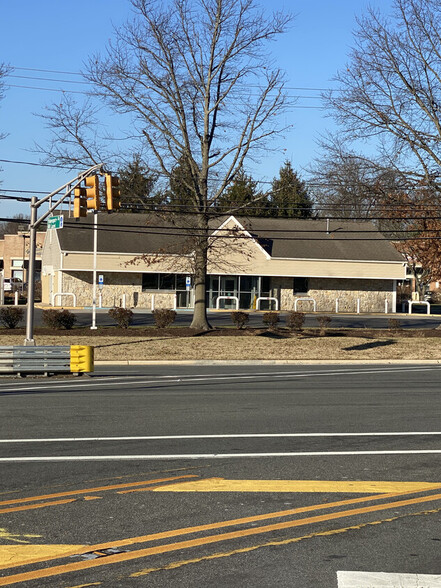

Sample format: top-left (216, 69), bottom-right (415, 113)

top-left (152, 309), bottom-right (177, 328)
top-left (230, 311), bottom-right (249, 329)
top-left (41, 309), bottom-right (59, 329)
top-left (388, 318), bottom-right (402, 332)
top-left (286, 311), bottom-right (305, 332)
top-left (316, 315), bottom-right (331, 335)
top-left (428, 291), bottom-right (441, 304)
top-left (0, 307), bottom-right (24, 329)
top-left (108, 307), bottom-right (134, 329)
top-left (42, 309), bottom-right (77, 330)
top-left (262, 312), bottom-right (280, 329)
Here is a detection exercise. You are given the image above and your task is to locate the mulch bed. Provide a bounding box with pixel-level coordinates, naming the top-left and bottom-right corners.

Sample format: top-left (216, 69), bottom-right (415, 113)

top-left (3, 327), bottom-right (441, 338)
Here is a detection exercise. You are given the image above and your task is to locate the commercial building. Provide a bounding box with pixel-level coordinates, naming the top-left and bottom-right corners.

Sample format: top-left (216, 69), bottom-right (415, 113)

top-left (41, 213), bottom-right (406, 312)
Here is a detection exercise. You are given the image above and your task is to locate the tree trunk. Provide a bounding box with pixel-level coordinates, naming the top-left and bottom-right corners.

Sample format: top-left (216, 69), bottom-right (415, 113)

top-left (190, 243), bottom-right (211, 330)
top-left (190, 219), bottom-right (211, 330)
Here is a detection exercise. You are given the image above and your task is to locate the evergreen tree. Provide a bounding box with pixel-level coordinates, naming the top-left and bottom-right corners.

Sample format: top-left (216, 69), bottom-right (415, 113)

top-left (118, 155), bottom-right (159, 213)
top-left (165, 157), bottom-right (195, 210)
top-left (215, 168), bottom-right (268, 216)
top-left (270, 162), bottom-right (312, 218)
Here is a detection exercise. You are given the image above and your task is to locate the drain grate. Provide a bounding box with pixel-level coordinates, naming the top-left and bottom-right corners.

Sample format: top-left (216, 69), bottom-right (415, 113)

top-left (76, 547), bottom-right (128, 560)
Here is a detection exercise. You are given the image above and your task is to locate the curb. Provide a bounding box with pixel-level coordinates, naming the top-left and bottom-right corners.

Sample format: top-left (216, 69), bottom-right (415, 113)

top-left (95, 359), bottom-right (441, 366)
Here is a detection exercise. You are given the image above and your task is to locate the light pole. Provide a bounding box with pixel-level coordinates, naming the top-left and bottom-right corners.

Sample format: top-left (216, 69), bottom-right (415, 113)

top-left (91, 210), bottom-right (98, 330)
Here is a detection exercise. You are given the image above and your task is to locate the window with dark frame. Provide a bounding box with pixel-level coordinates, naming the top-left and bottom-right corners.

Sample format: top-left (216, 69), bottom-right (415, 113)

top-left (141, 273), bottom-right (192, 292)
top-left (293, 277), bottom-right (309, 294)
top-left (142, 273), bottom-right (159, 290)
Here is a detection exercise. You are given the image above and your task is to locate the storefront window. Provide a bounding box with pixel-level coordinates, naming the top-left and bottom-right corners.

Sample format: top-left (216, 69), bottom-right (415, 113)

top-left (142, 273), bottom-right (192, 292)
top-left (293, 277), bottom-right (309, 294)
top-left (159, 274), bottom-right (175, 290)
top-left (142, 274), bottom-right (159, 290)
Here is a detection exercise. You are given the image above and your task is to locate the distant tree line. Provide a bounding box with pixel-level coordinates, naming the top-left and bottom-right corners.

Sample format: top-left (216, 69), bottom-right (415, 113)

top-left (118, 157), bottom-right (313, 219)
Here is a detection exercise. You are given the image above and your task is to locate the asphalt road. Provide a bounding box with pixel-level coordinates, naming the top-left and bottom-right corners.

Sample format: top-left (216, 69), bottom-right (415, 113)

top-left (28, 307), bottom-right (441, 329)
top-left (1, 364), bottom-right (441, 587)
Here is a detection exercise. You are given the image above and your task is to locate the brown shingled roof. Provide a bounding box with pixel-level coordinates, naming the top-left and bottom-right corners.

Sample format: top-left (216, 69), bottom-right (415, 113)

top-left (57, 212), bottom-right (404, 263)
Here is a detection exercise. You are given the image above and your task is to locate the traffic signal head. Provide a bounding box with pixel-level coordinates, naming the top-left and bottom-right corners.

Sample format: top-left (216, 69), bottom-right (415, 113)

top-left (105, 174), bottom-right (120, 211)
top-left (73, 187), bottom-right (87, 218)
top-left (85, 175), bottom-right (100, 209)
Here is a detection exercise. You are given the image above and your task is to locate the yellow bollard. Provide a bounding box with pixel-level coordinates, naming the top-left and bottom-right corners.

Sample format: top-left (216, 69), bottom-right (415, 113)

top-left (70, 345), bottom-right (94, 373)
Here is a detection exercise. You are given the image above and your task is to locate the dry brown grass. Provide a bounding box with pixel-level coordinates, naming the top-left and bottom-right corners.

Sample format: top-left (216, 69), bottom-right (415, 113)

top-left (1, 333), bottom-right (440, 361)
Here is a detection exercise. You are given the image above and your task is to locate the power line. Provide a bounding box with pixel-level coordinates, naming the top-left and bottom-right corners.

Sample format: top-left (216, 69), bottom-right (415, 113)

top-left (8, 75), bottom-right (325, 98)
top-left (0, 214), bottom-right (440, 242)
top-left (0, 189), bottom-right (49, 195)
top-left (4, 83), bottom-right (325, 106)
top-left (14, 67), bottom-right (83, 76)
top-left (44, 221), bottom-right (441, 241)
top-left (12, 67), bottom-right (331, 92)
top-left (0, 158), bottom-right (79, 170)
top-left (5, 84), bottom-right (91, 96)
top-left (0, 157), bottom-right (437, 192)
top-left (8, 74), bottom-right (90, 85)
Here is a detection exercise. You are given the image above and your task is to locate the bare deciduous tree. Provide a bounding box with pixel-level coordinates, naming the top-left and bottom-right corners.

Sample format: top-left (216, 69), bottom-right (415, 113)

top-left (37, 0), bottom-right (292, 329)
top-left (0, 63), bottom-right (12, 158)
top-left (310, 140), bottom-right (404, 220)
top-left (381, 189), bottom-right (441, 297)
top-left (324, 0), bottom-right (441, 190)
top-left (35, 96), bottom-right (109, 170)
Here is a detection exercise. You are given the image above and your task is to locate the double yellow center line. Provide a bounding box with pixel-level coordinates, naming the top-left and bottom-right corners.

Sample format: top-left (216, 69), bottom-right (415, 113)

top-left (1, 482), bottom-right (441, 586)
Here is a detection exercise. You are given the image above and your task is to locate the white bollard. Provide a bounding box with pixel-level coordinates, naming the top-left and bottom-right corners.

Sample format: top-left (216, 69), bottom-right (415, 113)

top-left (98, 293), bottom-right (102, 309)
top-left (122, 293), bottom-right (126, 309)
top-left (385, 299), bottom-right (388, 314)
top-left (151, 294), bottom-right (155, 311)
top-left (335, 298), bottom-right (339, 313)
top-left (356, 298), bottom-right (360, 314)
top-left (14, 291), bottom-right (18, 306)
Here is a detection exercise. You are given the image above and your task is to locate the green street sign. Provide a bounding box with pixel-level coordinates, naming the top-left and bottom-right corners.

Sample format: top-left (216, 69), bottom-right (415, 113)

top-left (47, 216), bottom-right (63, 230)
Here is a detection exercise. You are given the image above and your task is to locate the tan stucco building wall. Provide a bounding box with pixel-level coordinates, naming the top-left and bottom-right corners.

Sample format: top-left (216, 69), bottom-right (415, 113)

top-left (0, 231), bottom-right (45, 279)
top-left (41, 222), bottom-right (405, 311)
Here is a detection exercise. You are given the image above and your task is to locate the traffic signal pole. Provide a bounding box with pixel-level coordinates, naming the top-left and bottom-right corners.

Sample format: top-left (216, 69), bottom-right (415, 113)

top-left (24, 197), bottom-right (38, 345)
top-left (24, 164), bottom-right (104, 346)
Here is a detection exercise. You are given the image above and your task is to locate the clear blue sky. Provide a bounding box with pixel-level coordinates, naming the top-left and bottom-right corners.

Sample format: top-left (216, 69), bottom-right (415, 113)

top-left (0, 0), bottom-right (392, 218)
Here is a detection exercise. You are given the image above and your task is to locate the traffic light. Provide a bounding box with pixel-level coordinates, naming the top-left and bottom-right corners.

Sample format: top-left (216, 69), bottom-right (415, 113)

top-left (105, 174), bottom-right (120, 211)
top-left (73, 187), bottom-right (87, 218)
top-left (85, 174), bottom-right (100, 209)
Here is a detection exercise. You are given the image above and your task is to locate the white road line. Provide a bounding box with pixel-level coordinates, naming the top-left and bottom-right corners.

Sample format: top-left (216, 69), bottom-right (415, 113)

top-left (337, 571), bottom-right (441, 587)
top-left (0, 366), bottom-right (438, 393)
top-left (4, 450), bottom-right (441, 462)
top-left (1, 432), bottom-right (441, 443)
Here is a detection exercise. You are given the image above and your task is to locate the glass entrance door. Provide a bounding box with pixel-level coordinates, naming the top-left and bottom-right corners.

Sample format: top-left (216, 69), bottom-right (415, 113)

top-left (220, 276), bottom-right (238, 297)
top-left (219, 276), bottom-right (238, 309)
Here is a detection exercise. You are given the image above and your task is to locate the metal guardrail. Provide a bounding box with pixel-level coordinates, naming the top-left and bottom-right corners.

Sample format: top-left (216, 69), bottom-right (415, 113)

top-left (0, 346), bottom-right (93, 375)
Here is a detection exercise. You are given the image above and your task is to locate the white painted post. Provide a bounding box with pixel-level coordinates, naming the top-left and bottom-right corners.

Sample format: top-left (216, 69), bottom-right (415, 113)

top-left (98, 293), bottom-right (102, 309)
top-left (151, 294), bottom-right (155, 311)
top-left (14, 291), bottom-right (18, 306)
top-left (173, 294), bottom-right (177, 311)
top-left (335, 298), bottom-right (339, 313)
top-left (122, 293), bottom-right (126, 309)
top-left (90, 210), bottom-right (98, 330)
top-left (356, 298), bottom-right (360, 314)
top-left (385, 299), bottom-right (388, 314)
